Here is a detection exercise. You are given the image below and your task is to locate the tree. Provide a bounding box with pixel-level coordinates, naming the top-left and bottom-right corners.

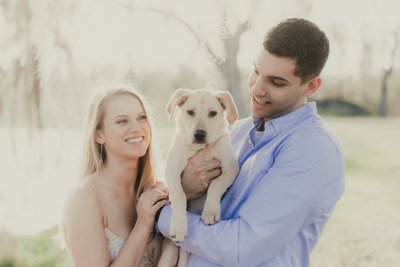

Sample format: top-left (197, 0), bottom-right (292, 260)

top-left (111, 0), bottom-right (252, 114)
top-left (379, 26), bottom-right (400, 117)
top-left (371, 0), bottom-right (400, 117)
top-left (0, 0), bottom-right (42, 128)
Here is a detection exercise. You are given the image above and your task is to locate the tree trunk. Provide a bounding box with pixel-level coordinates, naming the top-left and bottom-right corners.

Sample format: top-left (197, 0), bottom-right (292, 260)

top-left (379, 27), bottom-right (400, 117)
top-left (378, 72), bottom-right (389, 117)
top-left (218, 22), bottom-right (248, 116)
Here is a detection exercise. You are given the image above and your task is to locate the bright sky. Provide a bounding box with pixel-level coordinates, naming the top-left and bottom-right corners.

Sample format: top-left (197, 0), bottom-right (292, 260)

top-left (61, 0), bottom-right (400, 80)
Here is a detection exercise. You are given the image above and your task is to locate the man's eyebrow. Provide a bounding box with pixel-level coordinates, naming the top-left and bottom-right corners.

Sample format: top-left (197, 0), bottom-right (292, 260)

top-left (252, 62), bottom-right (289, 83)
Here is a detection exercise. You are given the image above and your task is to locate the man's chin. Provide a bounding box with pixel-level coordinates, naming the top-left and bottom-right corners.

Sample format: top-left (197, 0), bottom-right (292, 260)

top-left (251, 108), bottom-right (267, 119)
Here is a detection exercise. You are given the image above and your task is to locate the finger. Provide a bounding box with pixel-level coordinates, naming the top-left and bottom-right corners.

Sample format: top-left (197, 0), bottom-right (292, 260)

top-left (152, 199), bottom-right (170, 212)
top-left (195, 148), bottom-right (208, 157)
top-left (198, 160), bottom-right (220, 172)
top-left (190, 148), bottom-right (209, 163)
top-left (206, 168), bottom-right (222, 181)
top-left (151, 193), bottom-right (169, 204)
top-left (151, 188), bottom-right (169, 197)
top-left (154, 182), bottom-right (168, 192)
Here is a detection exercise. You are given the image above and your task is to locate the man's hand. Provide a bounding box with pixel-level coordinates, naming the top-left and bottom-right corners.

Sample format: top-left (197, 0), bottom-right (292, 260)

top-left (181, 148), bottom-right (221, 200)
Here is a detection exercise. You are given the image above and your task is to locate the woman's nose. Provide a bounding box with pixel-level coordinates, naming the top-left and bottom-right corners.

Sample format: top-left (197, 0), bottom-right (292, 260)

top-left (129, 121), bottom-right (141, 131)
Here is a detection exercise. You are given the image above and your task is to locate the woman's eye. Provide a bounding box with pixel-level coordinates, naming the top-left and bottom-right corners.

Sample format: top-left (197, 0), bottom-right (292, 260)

top-left (117, 119), bottom-right (127, 124)
top-left (138, 115), bottom-right (147, 121)
top-left (187, 110), bottom-right (195, 116)
top-left (208, 111), bottom-right (217, 117)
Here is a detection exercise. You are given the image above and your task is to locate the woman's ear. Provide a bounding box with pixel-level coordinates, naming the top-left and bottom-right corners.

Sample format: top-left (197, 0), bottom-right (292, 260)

top-left (95, 129), bottom-right (104, 144)
top-left (304, 77), bottom-right (321, 97)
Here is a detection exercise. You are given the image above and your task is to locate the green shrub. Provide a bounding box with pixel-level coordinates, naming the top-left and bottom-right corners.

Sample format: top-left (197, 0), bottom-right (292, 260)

top-left (0, 227), bottom-right (69, 267)
top-left (317, 99), bottom-right (371, 116)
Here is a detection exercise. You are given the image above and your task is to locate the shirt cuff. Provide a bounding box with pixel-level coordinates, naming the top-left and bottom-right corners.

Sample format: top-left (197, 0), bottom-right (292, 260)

top-left (156, 204), bottom-right (172, 237)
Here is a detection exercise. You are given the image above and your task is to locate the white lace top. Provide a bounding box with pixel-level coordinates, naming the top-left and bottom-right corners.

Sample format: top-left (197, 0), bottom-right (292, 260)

top-left (105, 228), bottom-right (162, 266)
top-left (105, 228), bottom-right (125, 261)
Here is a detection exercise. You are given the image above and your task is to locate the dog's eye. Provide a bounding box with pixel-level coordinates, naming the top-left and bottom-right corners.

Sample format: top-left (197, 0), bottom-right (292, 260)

top-left (187, 110), bottom-right (195, 116)
top-left (208, 111), bottom-right (217, 117)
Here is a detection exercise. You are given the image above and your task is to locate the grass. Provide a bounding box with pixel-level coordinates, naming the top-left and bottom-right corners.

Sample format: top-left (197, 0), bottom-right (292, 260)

top-left (310, 117), bottom-right (400, 267)
top-left (0, 227), bottom-right (69, 267)
top-left (0, 117), bottom-right (399, 266)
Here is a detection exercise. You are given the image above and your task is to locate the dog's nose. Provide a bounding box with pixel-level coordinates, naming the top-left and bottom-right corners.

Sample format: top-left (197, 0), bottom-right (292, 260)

top-left (194, 130), bottom-right (207, 143)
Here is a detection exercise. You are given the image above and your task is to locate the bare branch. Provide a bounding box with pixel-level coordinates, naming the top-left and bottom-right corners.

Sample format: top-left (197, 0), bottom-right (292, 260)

top-left (111, 0), bottom-right (224, 65)
top-left (370, 0), bottom-right (386, 27)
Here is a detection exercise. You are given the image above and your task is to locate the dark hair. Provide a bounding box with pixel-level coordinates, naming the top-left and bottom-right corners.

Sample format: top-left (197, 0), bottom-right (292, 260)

top-left (263, 18), bottom-right (329, 84)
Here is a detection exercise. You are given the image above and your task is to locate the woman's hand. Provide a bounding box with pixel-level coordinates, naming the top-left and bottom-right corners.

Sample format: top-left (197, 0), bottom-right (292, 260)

top-left (136, 182), bottom-right (169, 233)
top-left (181, 148), bottom-right (221, 200)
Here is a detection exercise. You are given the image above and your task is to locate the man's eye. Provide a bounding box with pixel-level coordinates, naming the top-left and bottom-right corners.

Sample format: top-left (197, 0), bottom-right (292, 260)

top-left (208, 111), bottom-right (217, 117)
top-left (271, 80), bottom-right (286, 87)
top-left (187, 110), bottom-right (195, 116)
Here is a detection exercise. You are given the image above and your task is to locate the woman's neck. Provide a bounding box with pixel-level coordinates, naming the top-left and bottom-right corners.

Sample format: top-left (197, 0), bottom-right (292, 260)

top-left (98, 156), bottom-right (139, 194)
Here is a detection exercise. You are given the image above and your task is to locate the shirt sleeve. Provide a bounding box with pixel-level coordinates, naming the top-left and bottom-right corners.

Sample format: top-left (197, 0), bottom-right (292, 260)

top-left (158, 130), bottom-right (344, 266)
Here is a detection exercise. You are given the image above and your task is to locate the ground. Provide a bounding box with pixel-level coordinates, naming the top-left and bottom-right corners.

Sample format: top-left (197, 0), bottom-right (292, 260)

top-left (0, 117), bottom-right (399, 266)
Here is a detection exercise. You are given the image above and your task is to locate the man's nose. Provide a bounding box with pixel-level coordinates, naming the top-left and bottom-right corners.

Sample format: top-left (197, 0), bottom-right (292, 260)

top-left (251, 77), bottom-right (267, 95)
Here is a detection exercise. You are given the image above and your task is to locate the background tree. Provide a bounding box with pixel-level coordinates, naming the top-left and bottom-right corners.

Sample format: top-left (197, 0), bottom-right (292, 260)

top-left (0, 0), bottom-right (42, 128)
top-left (379, 26), bottom-right (400, 117)
top-left (112, 0), bottom-right (260, 114)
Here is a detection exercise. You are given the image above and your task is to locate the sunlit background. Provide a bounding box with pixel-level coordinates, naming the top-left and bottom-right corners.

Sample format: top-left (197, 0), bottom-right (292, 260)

top-left (1, 0), bottom-right (400, 266)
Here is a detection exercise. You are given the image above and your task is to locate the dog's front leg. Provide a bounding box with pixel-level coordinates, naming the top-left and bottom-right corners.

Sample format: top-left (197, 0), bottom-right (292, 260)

top-left (202, 141), bottom-right (239, 225)
top-left (157, 239), bottom-right (179, 267)
top-left (202, 172), bottom-right (234, 225)
top-left (166, 162), bottom-right (188, 242)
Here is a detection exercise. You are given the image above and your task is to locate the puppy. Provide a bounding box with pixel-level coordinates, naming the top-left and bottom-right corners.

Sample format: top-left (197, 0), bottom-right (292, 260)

top-left (158, 89), bottom-right (239, 267)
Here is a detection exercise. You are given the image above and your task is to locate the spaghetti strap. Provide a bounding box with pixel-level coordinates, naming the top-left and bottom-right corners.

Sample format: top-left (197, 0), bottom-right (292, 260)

top-left (89, 183), bottom-right (108, 226)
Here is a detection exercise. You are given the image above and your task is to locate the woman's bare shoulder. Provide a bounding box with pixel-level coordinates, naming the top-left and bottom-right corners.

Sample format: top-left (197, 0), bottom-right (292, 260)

top-left (64, 174), bottom-right (101, 217)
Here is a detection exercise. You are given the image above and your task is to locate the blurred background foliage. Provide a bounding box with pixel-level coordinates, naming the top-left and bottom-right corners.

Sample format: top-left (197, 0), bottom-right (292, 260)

top-left (1, 0), bottom-right (399, 266)
top-left (0, 227), bottom-right (68, 267)
top-left (1, 0), bottom-right (400, 130)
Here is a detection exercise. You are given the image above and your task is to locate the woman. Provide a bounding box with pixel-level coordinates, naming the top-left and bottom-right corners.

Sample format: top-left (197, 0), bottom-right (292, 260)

top-left (63, 81), bottom-right (169, 266)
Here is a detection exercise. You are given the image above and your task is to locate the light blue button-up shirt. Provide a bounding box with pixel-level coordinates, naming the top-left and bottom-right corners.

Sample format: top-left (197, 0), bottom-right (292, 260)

top-left (158, 102), bottom-right (345, 267)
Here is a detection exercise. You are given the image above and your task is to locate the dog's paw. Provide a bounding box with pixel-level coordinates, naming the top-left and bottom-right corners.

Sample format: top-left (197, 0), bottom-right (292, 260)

top-left (201, 201), bottom-right (220, 225)
top-left (169, 214), bottom-right (188, 242)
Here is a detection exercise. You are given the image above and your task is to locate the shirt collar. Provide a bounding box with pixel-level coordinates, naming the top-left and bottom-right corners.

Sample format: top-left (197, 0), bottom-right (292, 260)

top-left (252, 102), bottom-right (318, 135)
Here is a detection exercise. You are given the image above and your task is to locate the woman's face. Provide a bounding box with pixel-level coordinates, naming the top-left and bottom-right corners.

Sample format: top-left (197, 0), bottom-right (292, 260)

top-left (96, 94), bottom-right (151, 161)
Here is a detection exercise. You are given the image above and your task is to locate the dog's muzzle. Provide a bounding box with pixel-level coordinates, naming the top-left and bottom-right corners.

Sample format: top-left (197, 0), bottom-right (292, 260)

top-left (193, 129), bottom-right (207, 144)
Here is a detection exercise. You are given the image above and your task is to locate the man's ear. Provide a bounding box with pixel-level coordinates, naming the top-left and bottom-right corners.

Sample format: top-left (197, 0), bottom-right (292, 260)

top-left (304, 77), bottom-right (321, 97)
top-left (166, 88), bottom-right (191, 120)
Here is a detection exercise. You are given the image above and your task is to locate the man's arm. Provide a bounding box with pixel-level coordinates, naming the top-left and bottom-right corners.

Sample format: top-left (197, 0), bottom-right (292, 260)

top-left (158, 131), bottom-right (344, 266)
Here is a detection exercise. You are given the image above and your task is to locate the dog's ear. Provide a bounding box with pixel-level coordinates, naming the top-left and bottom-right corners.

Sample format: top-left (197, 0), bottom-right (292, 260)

top-left (215, 90), bottom-right (239, 124)
top-left (166, 88), bottom-right (191, 120)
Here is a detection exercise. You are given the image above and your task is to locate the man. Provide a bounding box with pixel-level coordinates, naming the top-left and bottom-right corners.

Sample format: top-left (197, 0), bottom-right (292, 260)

top-left (158, 18), bottom-right (345, 267)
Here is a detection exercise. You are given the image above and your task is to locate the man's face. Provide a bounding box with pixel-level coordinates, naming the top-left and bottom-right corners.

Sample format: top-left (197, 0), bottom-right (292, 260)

top-left (247, 49), bottom-right (314, 121)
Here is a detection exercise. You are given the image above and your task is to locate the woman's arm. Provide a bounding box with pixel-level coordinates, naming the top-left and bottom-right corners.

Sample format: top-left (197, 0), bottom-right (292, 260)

top-left (64, 183), bottom-right (169, 267)
top-left (111, 185), bottom-right (169, 266)
top-left (63, 184), bottom-right (110, 267)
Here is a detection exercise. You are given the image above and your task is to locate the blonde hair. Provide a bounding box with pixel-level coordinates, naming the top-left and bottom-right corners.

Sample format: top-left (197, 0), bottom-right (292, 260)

top-left (82, 80), bottom-right (158, 199)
